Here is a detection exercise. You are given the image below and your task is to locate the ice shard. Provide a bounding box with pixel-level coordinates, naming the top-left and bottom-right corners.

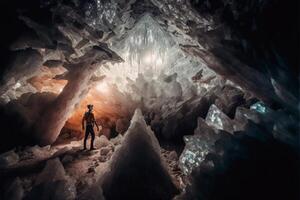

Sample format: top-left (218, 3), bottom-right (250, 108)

top-left (250, 101), bottom-right (271, 114)
top-left (179, 117), bottom-right (220, 175)
top-left (179, 135), bottom-right (210, 175)
top-left (205, 104), bottom-right (234, 133)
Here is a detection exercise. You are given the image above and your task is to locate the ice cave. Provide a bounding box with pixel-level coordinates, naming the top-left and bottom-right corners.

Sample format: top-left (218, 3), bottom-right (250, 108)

top-left (0, 0), bottom-right (299, 200)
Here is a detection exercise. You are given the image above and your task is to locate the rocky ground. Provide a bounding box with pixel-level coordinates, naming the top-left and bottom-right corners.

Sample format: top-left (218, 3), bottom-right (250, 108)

top-left (161, 149), bottom-right (186, 189)
top-left (0, 136), bottom-right (115, 198)
top-left (0, 101), bottom-right (298, 200)
top-left (0, 110), bottom-right (185, 200)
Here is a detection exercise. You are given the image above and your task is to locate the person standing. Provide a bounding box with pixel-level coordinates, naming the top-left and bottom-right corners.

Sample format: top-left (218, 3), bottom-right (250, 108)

top-left (82, 104), bottom-right (99, 150)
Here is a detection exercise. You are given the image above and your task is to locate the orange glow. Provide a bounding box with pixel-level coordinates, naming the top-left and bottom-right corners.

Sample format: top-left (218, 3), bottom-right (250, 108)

top-left (29, 66), bottom-right (133, 134)
top-left (65, 83), bottom-right (131, 132)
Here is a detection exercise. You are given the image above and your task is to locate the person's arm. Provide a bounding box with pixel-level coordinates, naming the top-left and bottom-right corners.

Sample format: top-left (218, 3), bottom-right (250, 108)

top-left (82, 113), bottom-right (85, 130)
top-left (92, 114), bottom-right (100, 131)
top-left (95, 121), bottom-right (100, 131)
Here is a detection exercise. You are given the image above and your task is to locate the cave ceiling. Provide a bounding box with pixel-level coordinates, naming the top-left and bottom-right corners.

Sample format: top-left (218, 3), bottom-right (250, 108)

top-left (0, 0), bottom-right (298, 107)
top-left (0, 0), bottom-right (298, 145)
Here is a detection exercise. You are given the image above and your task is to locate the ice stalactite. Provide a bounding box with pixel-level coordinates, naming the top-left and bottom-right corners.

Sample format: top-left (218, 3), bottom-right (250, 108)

top-left (97, 14), bottom-right (221, 92)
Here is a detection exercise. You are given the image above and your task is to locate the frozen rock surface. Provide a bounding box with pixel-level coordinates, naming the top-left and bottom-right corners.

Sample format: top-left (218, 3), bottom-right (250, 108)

top-left (100, 109), bottom-right (179, 200)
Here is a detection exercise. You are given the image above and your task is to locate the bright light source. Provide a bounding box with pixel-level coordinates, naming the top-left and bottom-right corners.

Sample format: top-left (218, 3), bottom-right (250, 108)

top-left (143, 52), bottom-right (155, 65)
top-left (96, 14), bottom-right (185, 91)
top-left (96, 82), bottom-right (109, 93)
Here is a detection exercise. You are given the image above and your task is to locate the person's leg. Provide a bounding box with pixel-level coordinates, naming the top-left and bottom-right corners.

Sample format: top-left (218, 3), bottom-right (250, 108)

top-left (90, 127), bottom-right (95, 150)
top-left (83, 128), bottom-right (89, 150)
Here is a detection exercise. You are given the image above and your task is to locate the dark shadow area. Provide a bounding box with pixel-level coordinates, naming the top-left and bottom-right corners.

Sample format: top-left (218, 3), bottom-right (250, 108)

top-left (183, 126), bottom-right (300, 200)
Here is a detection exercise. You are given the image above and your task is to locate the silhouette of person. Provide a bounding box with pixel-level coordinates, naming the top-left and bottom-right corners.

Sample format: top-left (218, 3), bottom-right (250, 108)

top-left (82, 104), bottom-right (99, 150)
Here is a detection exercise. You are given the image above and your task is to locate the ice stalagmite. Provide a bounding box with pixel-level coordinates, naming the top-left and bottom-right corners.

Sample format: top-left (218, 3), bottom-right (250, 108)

top-left (101, 109), bottom-right (179, 200)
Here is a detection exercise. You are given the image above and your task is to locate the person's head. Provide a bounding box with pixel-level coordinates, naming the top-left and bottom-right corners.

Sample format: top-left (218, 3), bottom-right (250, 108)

top-left (87, 104), bottom-right (93, 112)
